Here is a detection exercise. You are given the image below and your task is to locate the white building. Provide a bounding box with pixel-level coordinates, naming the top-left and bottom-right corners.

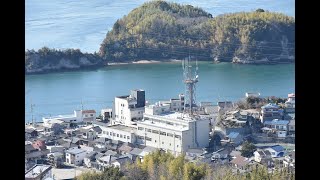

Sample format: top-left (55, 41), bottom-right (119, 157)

top-left (65, 148), bottom-right (88, 166)
top-left (285, 93), bottom-right (295, 113)
top-left (42, 110), bottom-right (96, 125)
top-left (101, 108), bottom-right (112, 121)
top-left (245, 92), bottom-right (260, 98)
top-left (98, 124), bottom-right (137, 144)
top-left (25, 164), bottom-right (52, 180)
top-left (136, 104), bottom-right (210, 155)
top-left (112, 89), bottom-right (146, 126)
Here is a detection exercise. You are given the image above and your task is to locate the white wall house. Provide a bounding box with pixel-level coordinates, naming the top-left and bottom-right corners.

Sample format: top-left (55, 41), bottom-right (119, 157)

top-left (65, 148), bottom-right (88, 166)
top-left (112, 90), bottom-right (146, 126)
top-left (285, 93), bottom-right (295, 113)
top-left (136, 104), bottom-right (210, 155)
top-left (98, 124), bottom-right (137, 144)
top-left (260, 103), bottom-right (282, 123)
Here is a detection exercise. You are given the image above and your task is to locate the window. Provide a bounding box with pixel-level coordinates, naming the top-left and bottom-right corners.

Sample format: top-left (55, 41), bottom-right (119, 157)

top-left (175, 135), bottom-right (181, 140)
top-left (124, 135), bottom-right (126, 139)
top-left (155, 140), bottom-right (157, 143)
top-left (85, 115), bottom-right (88, 117)
top-left (146, 128), bottom-right (151, 133)
top-left (145, 137), bottom-right (152, 141)
top-left (120, 134), bottom-right (123, 138)
top-left (117, 134), bottom-right (119, 137)
top-left (121, 110), bottom-right (123, 114)
top-left (152, 130), bottom-right (159, 134)
top-left (138, 112), bottom-right (140, 114)
top-left (162, 142), bottom-right (164, 144)
top-left (177, 145), bottom-right (179, 147)
top-left (169, 143), bottom-right (171, 146)
top-left (113, 133), bottom-right (115, 136)
top-left (160, 131), bottom-right (166, 136)
top-left (138, 127), bottom-right (144, 131)
top-left (106, 132), bottom-right (109, 135)
top-left (127, 136), bottom-right (130, 139)
top-left (173, 108), bottom-right (176, 111)
top-left (167, 133), bottom-right (173, 137)
top-left (91, 114), bottom-right (93, 117)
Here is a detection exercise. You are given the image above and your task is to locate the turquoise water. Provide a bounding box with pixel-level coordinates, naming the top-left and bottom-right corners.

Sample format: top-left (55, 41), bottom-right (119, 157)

top-left (25, 0), bottom-right (295, 53)
top-left (25, 62), bottom-right (295, 122)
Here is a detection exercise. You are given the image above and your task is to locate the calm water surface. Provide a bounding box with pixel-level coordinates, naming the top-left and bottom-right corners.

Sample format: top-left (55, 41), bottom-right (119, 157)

top-left (25, 62), bottom-right (295, 122)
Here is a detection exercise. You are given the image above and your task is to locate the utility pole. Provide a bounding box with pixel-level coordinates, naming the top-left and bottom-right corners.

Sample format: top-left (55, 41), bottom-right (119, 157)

top-left (31, 102), bottom-right (35, 127)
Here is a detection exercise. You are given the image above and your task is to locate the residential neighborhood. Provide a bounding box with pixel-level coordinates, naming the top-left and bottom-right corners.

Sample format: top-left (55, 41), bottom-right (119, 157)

top-left (25, 90), bottom-right (295, 179)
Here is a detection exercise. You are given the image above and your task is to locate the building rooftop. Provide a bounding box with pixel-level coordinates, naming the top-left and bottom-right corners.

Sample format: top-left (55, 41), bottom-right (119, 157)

top-left (82, 110), bottom-right (96, 114)
top-left (261, 103), bottom-right (279, 109)
top-left (25, 164), bottom-right (52, 178)
top-left (66, 148), bottom-right (86, 155)
top-left (138, 118), bottom-right (189, 131)
top-left (264, 119), bottom-right (289, 125)
top-left (228, 132), bottom-right (240, 139)
top-left (106, 124), bottom-right (137, 133)
top-left (269, 145), bottom-right (284, 152)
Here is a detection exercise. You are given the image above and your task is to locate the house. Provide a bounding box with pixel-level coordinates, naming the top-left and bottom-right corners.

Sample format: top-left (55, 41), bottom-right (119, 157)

top-left (97, 155), bottom-right (118, 171)
top-left (263, 119), bottom-right (289, 138)
top-left (285, 93), bottom-right (295, 113)
top-left (111, 155), bottom-right (133, 170)
top-left (79, 126), bottom-right (101, 141)
top-left (118, 142), bottom-right (135, 154)
top-left (283, 151), bottom-right (295, 168)
top-left (25, 128), bottom-right (38, 139)
top-left (32, 140), bottom-right (46, 151)
top-left (46, 145), bottom-right (64, 153)
top-left (129, 148), bottom-right (144, 162)
top-left (84, 151), bottom-right (98, 168)
top-left (82, 110), bottom-right (97, 122)
top-left (287, 120), bottom-right (295, 136)
top-left (211, 148), bottom-right (230, 163)
top-left (253, 149), bottom-right (272, 165)
top-left (264, 145), bottom-right (285, 158)
top-left (230, 155), bottom-right (250, 170)
top-left (26, 149), bottom-right (50, 162)
top-left (65, 148), bottom-right (87, 166)
top-left (25, 144), bottom-right (38, 154)
top-left (25, 164), bottom-right (52, 180)
top-left (226, 132), bottom-right (243, 145)
top-left (217, 101), bottom-right (233, 113)
top-left (260, 103), bottom-right (282, 123)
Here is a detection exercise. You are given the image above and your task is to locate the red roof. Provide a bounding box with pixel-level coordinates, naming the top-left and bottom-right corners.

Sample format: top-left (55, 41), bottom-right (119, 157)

top-left (82, 110), bottom-right (96, 114)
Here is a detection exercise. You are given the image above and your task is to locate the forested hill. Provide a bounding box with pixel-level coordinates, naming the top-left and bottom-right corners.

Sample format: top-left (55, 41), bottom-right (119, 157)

top-left (25, 47), bottom-right (104, 74)
top-left (99, 0), bottom-right (295, 64)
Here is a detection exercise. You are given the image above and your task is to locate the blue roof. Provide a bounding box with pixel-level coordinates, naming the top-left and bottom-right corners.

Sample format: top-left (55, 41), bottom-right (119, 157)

top-left (262, 103), bottom-right (279, 109)
top-left (228, 132), bottom-right (240, 139)
top-left (270, 145), bottom-right (284, 152)
top-left (264, 120), bottom-right (289, 125)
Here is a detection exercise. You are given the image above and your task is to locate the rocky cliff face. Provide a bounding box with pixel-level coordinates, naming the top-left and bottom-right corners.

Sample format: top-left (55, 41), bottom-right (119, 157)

top-left (25, 48), bottom-right (105, 74)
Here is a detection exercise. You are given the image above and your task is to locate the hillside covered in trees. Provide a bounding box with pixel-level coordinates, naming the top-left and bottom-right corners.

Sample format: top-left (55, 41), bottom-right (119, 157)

top-left (25, 47), bottom-right (104, 74)
top-left (76, 150), bottom-right (295, 180)
top-left (99, 0), bottom-right (295, 64)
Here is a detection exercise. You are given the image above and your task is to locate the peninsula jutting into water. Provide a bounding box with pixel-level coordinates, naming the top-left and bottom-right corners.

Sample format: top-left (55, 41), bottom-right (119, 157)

top-left (25, 1), bottom-right (294, 74)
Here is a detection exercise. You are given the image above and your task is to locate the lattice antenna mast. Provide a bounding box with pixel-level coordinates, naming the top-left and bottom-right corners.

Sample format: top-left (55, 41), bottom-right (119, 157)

top-left (182, 55), bottom-right (199, 116)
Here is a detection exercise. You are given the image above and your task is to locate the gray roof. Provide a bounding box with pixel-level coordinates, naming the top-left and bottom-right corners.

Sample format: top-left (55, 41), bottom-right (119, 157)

top-left (129, 148), bottom-right (143, 156)
top-left (91, 126), bottom-right (102, 133)
top-left (289, 120), bottom-right (295, 126)
top-left (104, 150), bottom-right (117, 156)
top-left (71, 137), bottom-right (81, 144)
top-left (112, 156), bottom-right (133, 165)
top-left (66, 148), bottom-right (86, 155)
top-left (85, 151), bottom-right (98, 159)
top-left (25, 144), bottom-right (36, 152)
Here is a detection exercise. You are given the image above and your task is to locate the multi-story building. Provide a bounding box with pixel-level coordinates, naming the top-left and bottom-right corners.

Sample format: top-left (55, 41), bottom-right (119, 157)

top-left (136, 104), bottom-right (210, 155)
top-left (95, 123), bottom-right (137, 144)
top-left (111, 89), bottom-right (146, 125)
top-left (260, 103), bottom-right (282, 123)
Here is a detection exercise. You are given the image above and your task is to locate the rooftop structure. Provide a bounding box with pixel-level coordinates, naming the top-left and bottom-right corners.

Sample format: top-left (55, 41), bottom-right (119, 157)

top-left (25, 164), bottom-right (52, 180)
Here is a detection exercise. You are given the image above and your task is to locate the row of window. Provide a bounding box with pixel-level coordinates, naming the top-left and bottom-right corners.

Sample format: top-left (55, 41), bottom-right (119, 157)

top-left (103, 131), bottom-right (130, 139)
top-left (137, 127), bottom-right (181, 139)
top-left (137, 136), bottom-right (180, 147)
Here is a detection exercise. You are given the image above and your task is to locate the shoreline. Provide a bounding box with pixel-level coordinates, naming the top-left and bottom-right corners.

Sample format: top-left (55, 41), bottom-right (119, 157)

top-left (107, 59), bottom-right (182, 66)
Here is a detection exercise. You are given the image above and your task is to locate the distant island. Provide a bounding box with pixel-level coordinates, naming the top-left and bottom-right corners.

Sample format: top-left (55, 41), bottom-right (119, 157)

top-left (26, 0), bottom-right (295, 74)
top-left (25, 47), bottom-right (104, 74)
